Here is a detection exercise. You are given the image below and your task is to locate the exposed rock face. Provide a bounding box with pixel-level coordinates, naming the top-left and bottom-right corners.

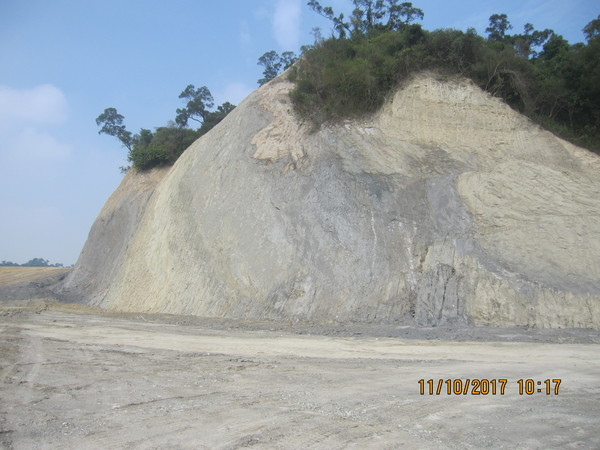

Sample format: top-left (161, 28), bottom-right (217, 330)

top-left (62, 73), bottom-right (600, 328)
top-left (58, 168), bottom-right (169, 303)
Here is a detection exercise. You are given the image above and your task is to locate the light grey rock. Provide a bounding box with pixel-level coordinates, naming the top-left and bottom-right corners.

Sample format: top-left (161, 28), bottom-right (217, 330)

top-left (58, 73), bottom-right (600, 328)
top-left (55, 168), bottom-right (169, 304)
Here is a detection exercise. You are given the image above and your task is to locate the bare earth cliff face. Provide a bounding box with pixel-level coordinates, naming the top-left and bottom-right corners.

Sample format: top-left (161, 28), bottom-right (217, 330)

top-left (60, 73), bottom-right (600, 328)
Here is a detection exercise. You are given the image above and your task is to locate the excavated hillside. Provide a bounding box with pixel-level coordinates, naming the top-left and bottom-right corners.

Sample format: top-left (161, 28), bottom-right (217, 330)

top-left (59, 73), bottom-right (600, 328)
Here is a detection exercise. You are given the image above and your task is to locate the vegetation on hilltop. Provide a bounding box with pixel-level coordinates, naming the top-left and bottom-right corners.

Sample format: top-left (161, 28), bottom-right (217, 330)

top-left (97, 85), bottom-right (235, 172)
top-left (257, 51), bottom-right (299, 86)
top-left (282, 1), bottom-right (599, 152)
top-left (1, 258), bottom-right (65, 267)
top-left (98, 2), bottom-right (599, 170)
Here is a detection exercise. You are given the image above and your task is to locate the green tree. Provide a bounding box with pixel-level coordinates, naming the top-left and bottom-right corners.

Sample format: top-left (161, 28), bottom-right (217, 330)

top-left (175, 85), bottom-right (214, 128)
top-left (133, 128), bottom-right (154, 149)
top-left (258, 51), bottom-right (298, 86)
top-left (96, 108), bottom-right (133, 150)
top-left (373, 1), bottom-right (424, 32)
top-left (486, 14), bottom-right (512, 42)
top-left (129, 126), bottom-right (200, 170)
top-left (200, 102), bottom-right (237, 133)
top-left (22, 258), bottom-right (50, 267)
top-left (128, 97), bottom-right (236, 171)
top-left (308, 0), bottom-right (423, 38)
top-left (583, 15), bottom-right (600, 41)
top-left (294, 4), bottom-right (599, 152)
top-left (513, 23), bottom-right (553, 58)
top-left (307, 0), bottom-right (351, 38)
top-left (98, 83), bottom-right (236, 172)
top-left (258, 51), bottom-right (281, 85)
top-left (539, 33), bottom-right (570, 60)
top-left (281, 51), bottom-right (299, 70)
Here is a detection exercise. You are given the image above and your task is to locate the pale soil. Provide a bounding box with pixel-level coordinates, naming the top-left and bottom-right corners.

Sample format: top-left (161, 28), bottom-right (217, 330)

top-left (0, 267), bottom-right (70, 287)
top-left (1, 304), bottom-right (599, 449)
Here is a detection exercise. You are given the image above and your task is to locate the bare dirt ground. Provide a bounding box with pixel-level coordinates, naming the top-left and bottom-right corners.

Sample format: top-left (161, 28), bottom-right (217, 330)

top-left (1, 301), bottom-right (599, 450)
top-left (0, 268), bottom-right (70, 304)
top-left (0, 268), bottom-right (70, 287)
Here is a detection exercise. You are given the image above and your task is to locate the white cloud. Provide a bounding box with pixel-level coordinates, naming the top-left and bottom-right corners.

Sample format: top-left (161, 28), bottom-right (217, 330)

top-left (0, 84), bottom-right (70, 163)
top-left (0, 84), bottom-right (68, 126)
top-left (273, 0), bottom-right (302, 50)
top-left (7, 127), bottom-right (70, 161)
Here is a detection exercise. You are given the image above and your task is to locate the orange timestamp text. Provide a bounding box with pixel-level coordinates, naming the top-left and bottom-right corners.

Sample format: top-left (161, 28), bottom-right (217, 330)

top-left (418, 378), bottom-right (561, 396)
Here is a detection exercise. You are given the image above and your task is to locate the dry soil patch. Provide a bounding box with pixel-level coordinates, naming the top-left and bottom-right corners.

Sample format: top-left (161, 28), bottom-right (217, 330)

top-left (0, 267), bottom-right (70, 287)
top-left (1, 308), bottom-right (598, 449)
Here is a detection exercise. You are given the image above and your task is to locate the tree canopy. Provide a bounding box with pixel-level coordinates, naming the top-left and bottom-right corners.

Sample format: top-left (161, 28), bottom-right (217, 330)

top-left (96, 108), bottom-right (133, 151)
top-left (486, 14), bottom-right (512, 42)
top-left (97, 85), bottom-right (236, 172)
top-left (287, 3), bottom-right (599, 153)
top-left (175, 85), bottom-right (214, 128)
top-left (257, 51), bottom-right (299, 86)
top-left (307, 0), bottom-right (424, 38)
top-left (0, 258), bottom-right (64, 267)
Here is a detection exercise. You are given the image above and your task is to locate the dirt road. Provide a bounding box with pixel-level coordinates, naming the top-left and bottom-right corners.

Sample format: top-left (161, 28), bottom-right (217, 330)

top-left (1, 307), bottom-right (599, 449)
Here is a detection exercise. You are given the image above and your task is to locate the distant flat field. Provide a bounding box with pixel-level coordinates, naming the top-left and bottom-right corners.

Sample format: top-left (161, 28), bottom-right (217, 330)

top-left (0, 267), bottom-right (71, 286)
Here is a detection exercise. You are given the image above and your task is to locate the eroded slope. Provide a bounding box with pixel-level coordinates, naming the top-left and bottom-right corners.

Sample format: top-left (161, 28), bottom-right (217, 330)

top-left (62, 73), bottom-right (600, 328)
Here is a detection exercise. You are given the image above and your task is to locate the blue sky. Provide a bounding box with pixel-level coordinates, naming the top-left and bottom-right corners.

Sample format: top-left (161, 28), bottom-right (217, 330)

top-left (0, 0), bottom-right (597, 265)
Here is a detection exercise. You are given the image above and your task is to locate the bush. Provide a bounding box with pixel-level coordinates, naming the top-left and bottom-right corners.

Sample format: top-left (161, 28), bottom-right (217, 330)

top-left (290, 27), bottom-right (428, 124)
top-left (129, 127), bottom-right (200, 171)
top-left (98, 86), bottom-right (237, 172)
top-left (127, 102), bottom-right (235, 171)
